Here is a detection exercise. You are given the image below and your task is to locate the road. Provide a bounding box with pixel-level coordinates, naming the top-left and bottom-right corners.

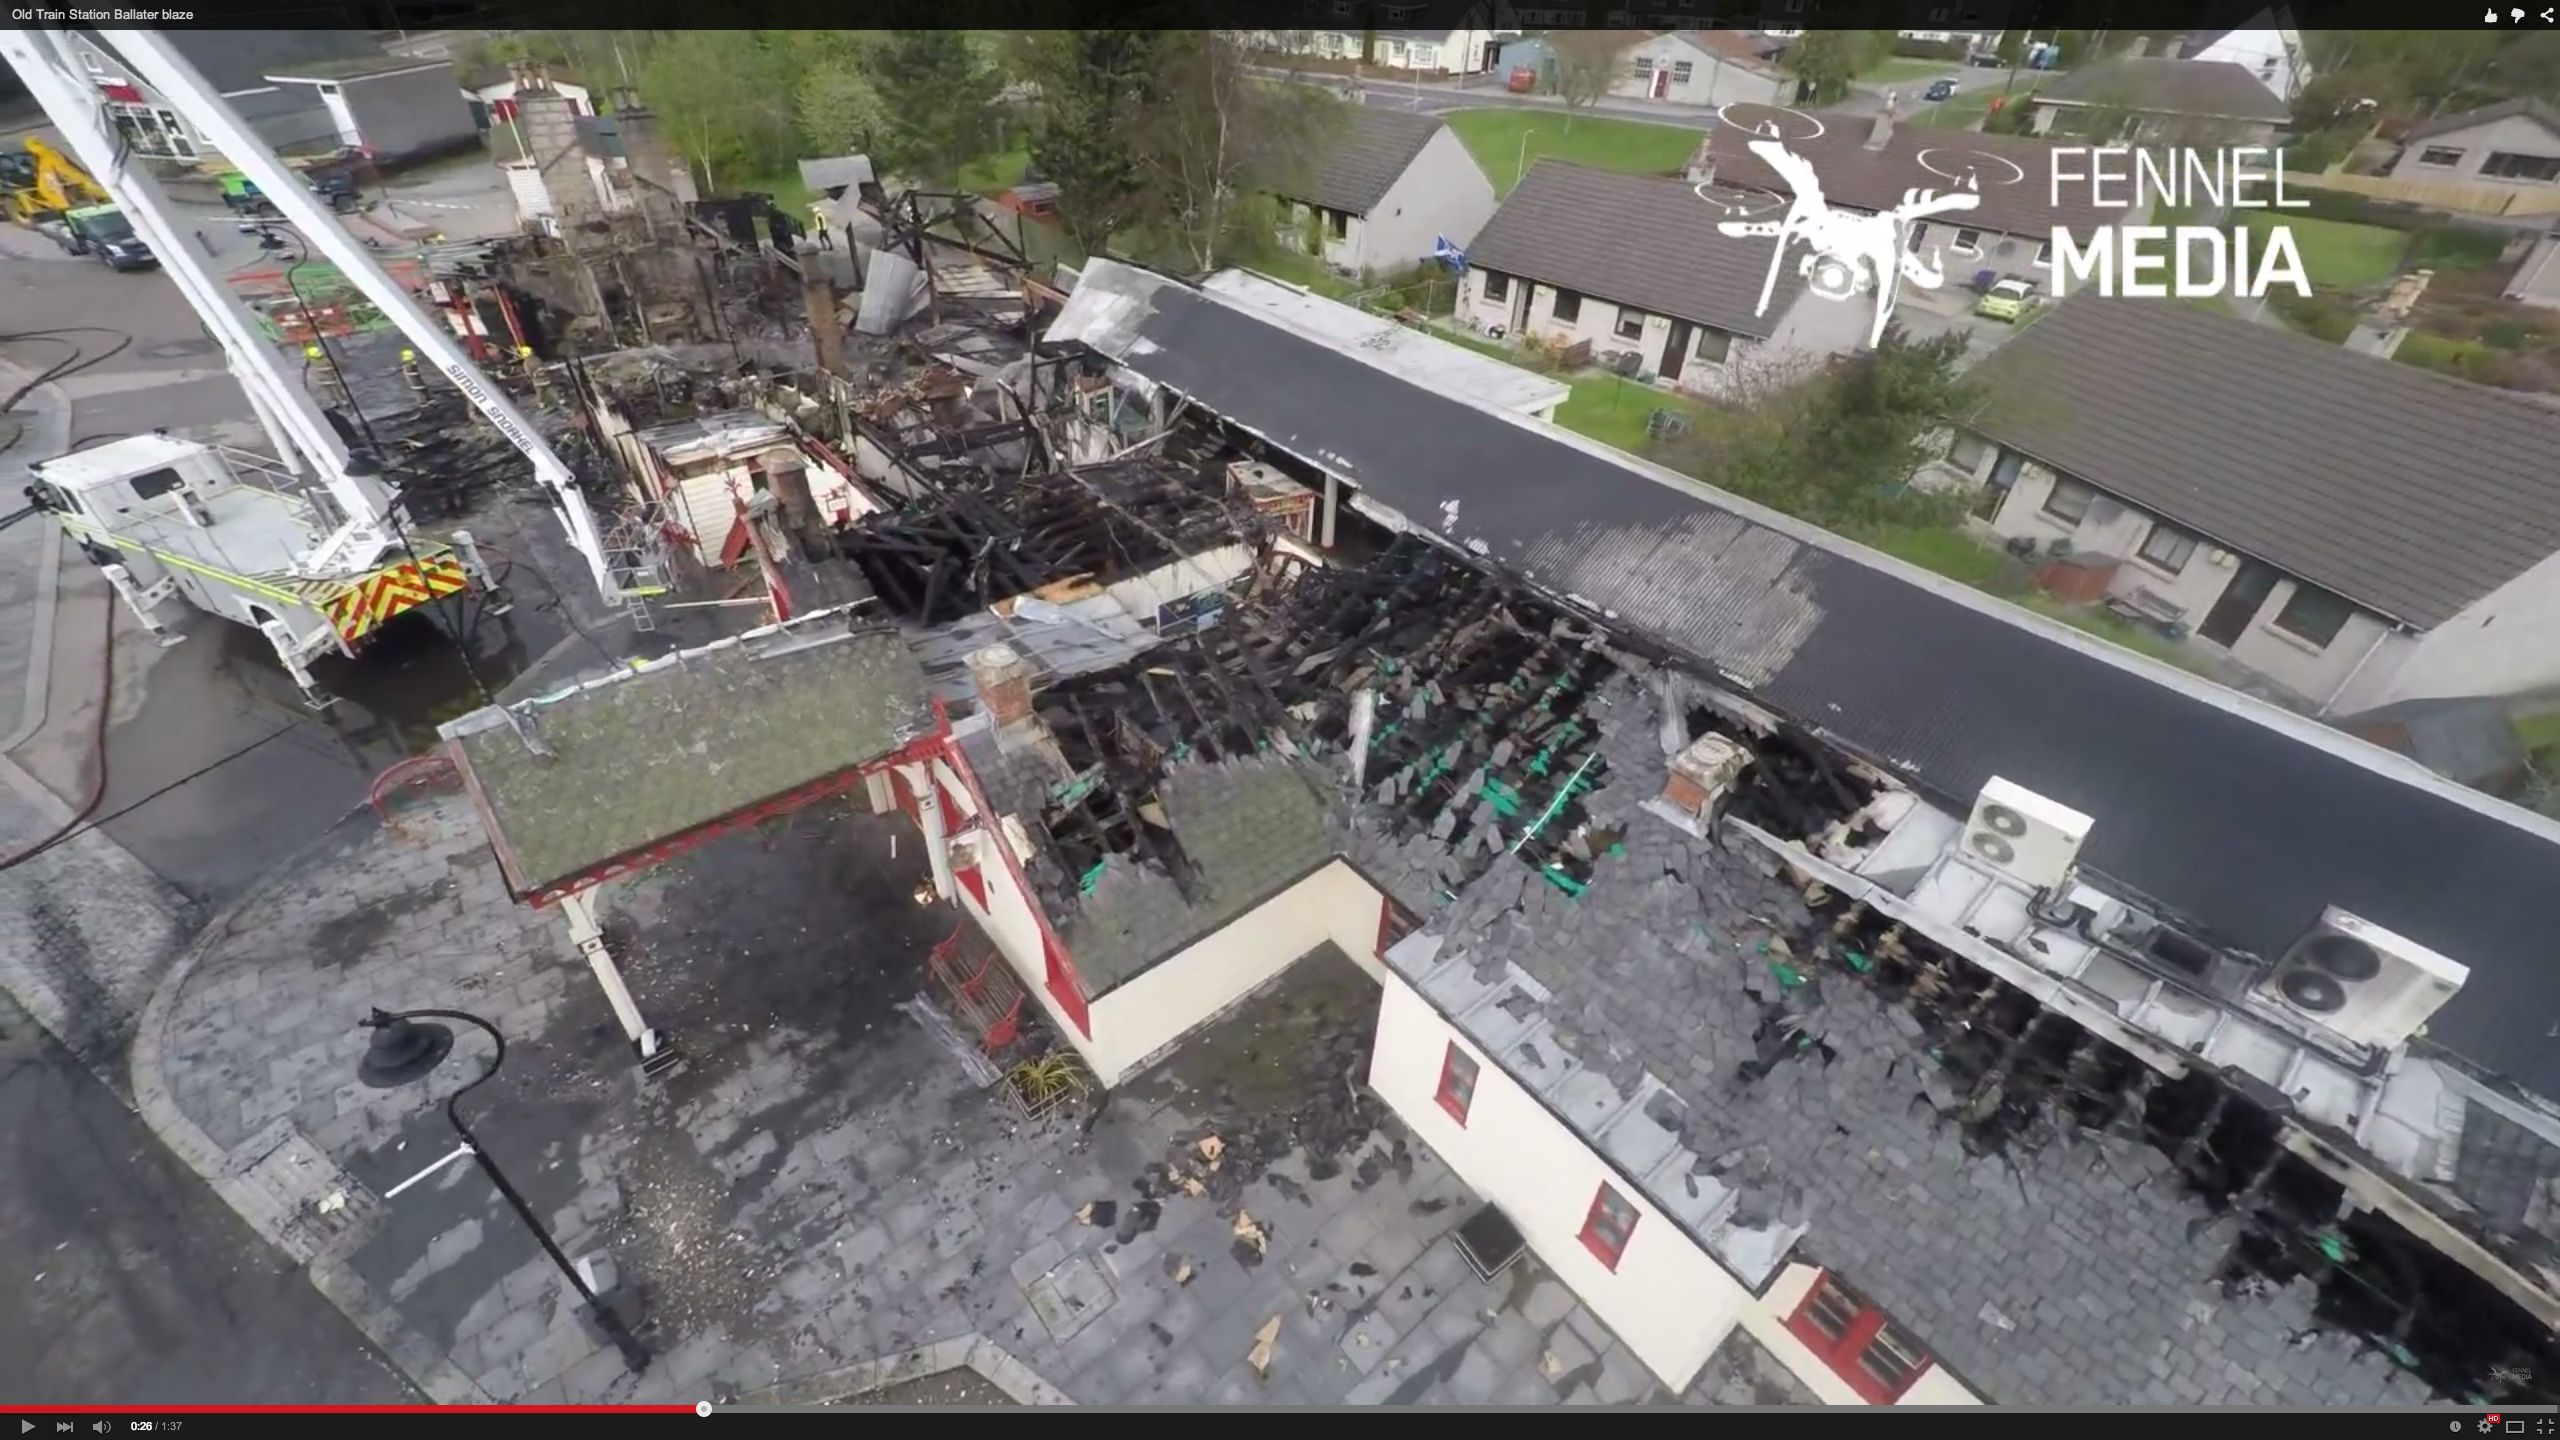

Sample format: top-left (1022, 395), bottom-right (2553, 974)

top-left (0, 144), bottom-right (575, 1406)
top-left (0, 985), bottom-right (417, 1404)
top-left (1254, 62), bottom-right (2025, 129)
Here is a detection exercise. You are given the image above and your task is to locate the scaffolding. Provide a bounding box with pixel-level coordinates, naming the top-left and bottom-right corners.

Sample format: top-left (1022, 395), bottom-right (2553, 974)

top-left (599, 500), bottom-right (673, 631)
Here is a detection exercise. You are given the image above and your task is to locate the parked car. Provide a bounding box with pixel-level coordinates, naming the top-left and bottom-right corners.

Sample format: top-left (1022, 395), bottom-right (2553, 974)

top-left (1923, 76), bottom-right (1960, 102)
top-left (1975, 278), bottom-right (2038, 322)
top-left (53, 204), bottom-right (156, 271)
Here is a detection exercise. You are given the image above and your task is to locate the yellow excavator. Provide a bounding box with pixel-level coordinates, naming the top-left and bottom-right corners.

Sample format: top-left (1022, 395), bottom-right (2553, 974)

top-left (2, 136), bottom-right (110, 225)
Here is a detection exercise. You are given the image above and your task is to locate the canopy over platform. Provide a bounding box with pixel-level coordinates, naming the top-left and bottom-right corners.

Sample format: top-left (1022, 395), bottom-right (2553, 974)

top-left (441, 609), bottom-right (935, 904)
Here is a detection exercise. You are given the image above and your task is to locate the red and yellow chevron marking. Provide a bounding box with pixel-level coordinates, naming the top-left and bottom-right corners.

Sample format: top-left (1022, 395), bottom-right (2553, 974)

top-left (326, 550), bottom-right (472, 646)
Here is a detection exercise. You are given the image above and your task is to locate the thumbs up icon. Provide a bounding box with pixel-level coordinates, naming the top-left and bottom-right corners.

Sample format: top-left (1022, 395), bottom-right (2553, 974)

top-left (2486, 5), bottom-right (2500, 16)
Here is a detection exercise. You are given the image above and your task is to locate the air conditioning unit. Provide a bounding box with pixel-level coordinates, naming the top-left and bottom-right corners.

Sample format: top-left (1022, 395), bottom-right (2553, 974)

top-left (1960, 777), bottom-right (2092, 891)
top-left (2253, 908), bottom-right (2468, 1052)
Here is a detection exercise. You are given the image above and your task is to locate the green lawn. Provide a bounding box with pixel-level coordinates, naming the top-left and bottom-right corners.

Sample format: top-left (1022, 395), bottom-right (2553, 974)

top-left (2243, 212), bottom-right (2404, 292)
top-left (1254, 248), bottom-right (1361, 299)
top-left (1863, 525), bottom-right (2214, 674)
top-left (1555, 375), bottom-right (1708, 453)
top-left (1862, 56), bottom-right (1962, 85)
top-left (1442, 108), bottom-right (1706, 195)
top-left (958, 141), bottom-right (1031, 196)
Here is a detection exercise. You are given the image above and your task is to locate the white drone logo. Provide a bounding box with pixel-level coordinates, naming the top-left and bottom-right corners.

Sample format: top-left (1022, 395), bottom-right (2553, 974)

top-left (1715, 138), bottom-right (1986, 348)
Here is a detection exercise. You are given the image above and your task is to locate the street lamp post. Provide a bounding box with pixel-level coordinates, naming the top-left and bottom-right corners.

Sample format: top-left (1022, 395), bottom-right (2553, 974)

top-left (357, 1007), bottom-right (651, 1374)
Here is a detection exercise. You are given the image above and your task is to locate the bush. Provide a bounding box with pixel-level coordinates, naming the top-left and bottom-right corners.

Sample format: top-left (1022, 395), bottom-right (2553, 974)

top-left (2395, 332), bottom-right (2517, 387)
top-left (2408, 224), bottom-right (2512, 272)
top-left (1892, 38), bottom-right (1970, 61)
top-left (2270, 293), bottom-right (2359, 343)
top-left (2286, 188), bottom-right (2430, 232)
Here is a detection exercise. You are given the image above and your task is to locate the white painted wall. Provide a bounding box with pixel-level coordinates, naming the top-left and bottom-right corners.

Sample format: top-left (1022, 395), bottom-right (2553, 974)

top-left (1086, 860), bottom-right (1386, 1081)
top-left (1608, 34), bottom-right (1788, 109)
top-left (921, 751), bottom-right (1098, 1068)
top-left (2391, 113), bottom-right (2560, 186)
top-left (468, 77), bottom-right (595, 113)
top-left (656, 446), bottom-right (880, 569)
top-left (1744, 1265), bottom-right (1983, 1406)
top-left (2349, 547), bottom-right (2560, 711)
top-left (1905, 221), bottom-right (2061, 292)
top-left (2186, 26), bottom-right (2310, 101)
top-left (1460, 271), bottom-right (1863, 402)
top-left (1355, 127), bottom-right (1499, 272)
top-left (1370, 971), bottom-right (1749, 1391)
top-left (1938, 443), bottom-right (2413, 707)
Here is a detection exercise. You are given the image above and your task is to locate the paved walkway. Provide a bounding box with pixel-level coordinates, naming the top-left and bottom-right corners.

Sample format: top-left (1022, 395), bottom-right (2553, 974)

top-left (136, 786), bottom-right (1818, 1406)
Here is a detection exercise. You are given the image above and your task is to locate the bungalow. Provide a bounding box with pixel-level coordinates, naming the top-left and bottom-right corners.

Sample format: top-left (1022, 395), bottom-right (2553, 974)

top-left (1457, 160), bottom-right (1866, 398)
top-left (1607, 30), bottom-right (1792, 110)
top-left (1923, 290), bottom-right (2560, 717)
top-left (2170, 11), bottom-right (2314, 102)
top-left (1276, 108), bottom-right (1498, 276)
top-left (1703, 106), bottom-right (2120, 298)
top-left (1254, 26), bottom-right (1508, 76)
top-left (2029, 54), bottom-right (2292, 144)
top-left (2390, 99), bottom-right (2560, 193)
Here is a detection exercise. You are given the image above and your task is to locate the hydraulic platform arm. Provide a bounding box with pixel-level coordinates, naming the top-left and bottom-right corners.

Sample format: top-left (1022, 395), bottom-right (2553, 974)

top-left (85, 28), bottom-right (619, 601)
top-left (0, 28), bottom-right (362, 506)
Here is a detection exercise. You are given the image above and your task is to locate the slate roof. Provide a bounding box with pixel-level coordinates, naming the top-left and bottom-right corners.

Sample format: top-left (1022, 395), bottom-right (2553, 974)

top-left (2404, 99), bottom-right (2560, 147)
top-left (953, 721), bottom-right (1340, 996)
top-left (1045, 259), bottom-right (2560, 1097)
top-left (1277, 106), bottom-right (1448, 217)
top-left (2037, 57), bottom-right (2294, 122)
top-left (1704, 119), bottom-right (2119, 241)
top-left (1960, 296), bottom-right (2560, 629)
top-left (1361, 672), bottom-right (2437, 1407)
top-left (443, 618), bottom-right (932, 898)
top-left (1464, 161), bottom-right (1803, 338)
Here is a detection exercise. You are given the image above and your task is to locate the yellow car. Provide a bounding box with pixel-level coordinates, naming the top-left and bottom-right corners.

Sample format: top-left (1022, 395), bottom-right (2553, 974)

top-left (1975, 279), bottom-right (2038, 322)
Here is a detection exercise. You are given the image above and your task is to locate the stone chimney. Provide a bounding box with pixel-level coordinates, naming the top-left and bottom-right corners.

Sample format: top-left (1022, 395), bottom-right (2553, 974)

top-left (1867, 98), bottom-right (1895, 151)
top-left (2343, 269), bottom-right (2432, 360)
top-left (967, 644), bottom-right (1042, 752)
top-left (612, 94), bottom-right (700, 206)
top-left (1647, 732), bottom-right (1752, 838)
top-left (512, 88), bottom-right (590, 224)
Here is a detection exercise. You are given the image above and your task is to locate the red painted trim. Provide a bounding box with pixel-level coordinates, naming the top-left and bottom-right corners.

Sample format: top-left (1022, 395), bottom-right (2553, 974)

top-left (953, 863), bottom-right (987, 911)
top-left (1433, 1041), bottom-right (1476, 1125)
top-left (935, 733), bottom-right (1092, 1039)
top-left (1783, 1270), bottom-right (1932, 1404)
top-left (1578, 1183), bottom-right (1637, 1272)
top-left (1376, 897), bottom-right (1395, 961)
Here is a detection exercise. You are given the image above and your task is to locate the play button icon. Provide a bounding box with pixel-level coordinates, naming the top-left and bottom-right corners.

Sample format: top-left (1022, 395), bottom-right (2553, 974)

top-left (24, 1420), bottom-right (36, 1433)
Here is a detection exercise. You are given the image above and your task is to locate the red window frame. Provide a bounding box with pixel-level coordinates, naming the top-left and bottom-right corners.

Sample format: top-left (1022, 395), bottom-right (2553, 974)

top-left (1434, 1041), bottom-right (1480, 1125)
top-left (1784, 1271), bottom-right (1933, 1403)
top-left (1376, 897), bottom-right (1419, 962)
top-left (1578, 1182), bottom-right (1639, 1271)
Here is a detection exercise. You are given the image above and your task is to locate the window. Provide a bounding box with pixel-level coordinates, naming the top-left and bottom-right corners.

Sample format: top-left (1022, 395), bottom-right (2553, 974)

top-left (2034, 239), bottom-right (2053, 264)
top-left (1786, 1272), bottom-right (1935, 1404)
top-left (2481, 152), bottom-right (2560, 184)
top-left (1550, 288), bottom-right (1583, 324)
top-left (2259, 56), bottom-right (2279, 77)
top-left (128, 468), bottom-right (187, 502)
top-left (1325, 208), bottom-right (1350, 240)
top-left (1482, 271), bottom-right (1510, 303)
top-left (2040, 476), bottom-right (2095, 524)
top-left (1377, 898), bottom-right (1420, 961)
top-left (1614, 308), bottom-right (1647, 340)
top-left (1950, 227), bottom-right (1984, 253)
top-left (1672, 60), bottom-right (1694, 82)
top-left (2271, 582), bottom-right (2353, 648)
top-left (1578, 1183), bottom-right (1639, 1270)
top-left (1693, 327), bottom-right (1732, 363)
top-left (2416, 146), bottom-right (2465, 169)
top-left (1945, 432), bottom-right (1991, 474)
top-left (2136, 522), bottom-right (2199, 574)
top-left (1434, 1042), bottom-right (1480, 1123)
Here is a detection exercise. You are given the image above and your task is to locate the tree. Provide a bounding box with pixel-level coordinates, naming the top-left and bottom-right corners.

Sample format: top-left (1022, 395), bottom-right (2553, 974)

top-left (1782, 31), bottom-right (1893, 107)
top-left (1546, 31), bottom-right (1622, 126)
top-left (1667, 328), bottom-right (1978, 533)
top-left (1127, 34), bottom-right (1341, 273)
top-left (867, 30), bottom-right (1002, 187)
top-left (638, 31), bottom-right (796, 194)
top-left (795, 57), bottom-right (888, 159)
top-left (1016, 29), bottom-right (1165, 256)
top-left (1994, 29), bottom-right (2025, 69)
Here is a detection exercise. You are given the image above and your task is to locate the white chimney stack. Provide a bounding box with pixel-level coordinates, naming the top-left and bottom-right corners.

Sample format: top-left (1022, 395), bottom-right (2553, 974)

top-left (1868, 98), bottom-right (1896, 150)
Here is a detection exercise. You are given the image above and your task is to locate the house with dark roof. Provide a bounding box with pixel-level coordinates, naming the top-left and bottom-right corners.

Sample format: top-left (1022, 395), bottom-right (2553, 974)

top-left (1458, 159), bottom-right (1866, 396)
top-left (1704, 105), bottom-right (2123, 300)
top-left (1928, 292), bottom-right (2560, 716)
top-left (1606, 30), bottom-right (1791, 110)
top-left (66, 29), bottom-right (400, 161)
top-left (2390, 100), bottom-right (2560, 194)
top-left (1273, 107), bottom-right (1496, 276)
top-left (2029, 54), bottom-right (2294, 144)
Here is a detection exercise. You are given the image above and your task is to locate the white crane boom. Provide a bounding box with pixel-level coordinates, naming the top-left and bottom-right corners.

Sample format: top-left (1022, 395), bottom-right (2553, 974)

top-left (0, 28), bottom-right (365, 522)
top-left (83, 29), bottom-right (615, 600)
